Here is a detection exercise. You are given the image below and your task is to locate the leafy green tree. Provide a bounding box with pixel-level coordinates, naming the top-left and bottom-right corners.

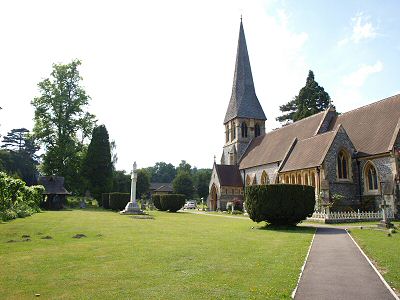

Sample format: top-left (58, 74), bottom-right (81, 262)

top-left (81, 125), bottom-right (113, 202)
top-left (112, 170), bottom-right (131, 193)
top-left (136, 169), bottom-right (150, 199)
top-left (31, 59), bottom-right (96, 193)
top-left (0, 128), bottom-right (40, 185)
top-left (172, 172), bottom-right (194, 199)
top-left (193, 169), bottom-right (212, 200)
top-left (146, 162), bottom-right (176, 183)
top-left (276, 70), bottom-right (332, 123)
top-left (177, 160), bottom-right (191, 175)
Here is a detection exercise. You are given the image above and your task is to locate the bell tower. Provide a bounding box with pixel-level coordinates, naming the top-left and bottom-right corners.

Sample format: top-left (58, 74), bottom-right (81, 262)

top-left (221, 19), bottom-right (266, 165)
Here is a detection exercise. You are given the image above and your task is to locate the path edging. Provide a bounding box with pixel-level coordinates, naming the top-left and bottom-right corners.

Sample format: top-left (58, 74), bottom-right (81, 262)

top-left (291, 228), bottom-right (317, 299)
top-left (346, 229), bottom-right (399, 300)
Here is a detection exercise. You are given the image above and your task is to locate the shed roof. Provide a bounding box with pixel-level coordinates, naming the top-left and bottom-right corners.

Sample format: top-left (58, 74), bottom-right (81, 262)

top-left (38, 176), bottom-right (70, 195)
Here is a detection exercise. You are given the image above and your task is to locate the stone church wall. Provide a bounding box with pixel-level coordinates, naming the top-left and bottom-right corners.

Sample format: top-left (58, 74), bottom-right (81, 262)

top-left (322, 129), bottom-right (358, 207)
top-left (240, 163), bottom-right (280, 185)
top-left (359, 156), bottom-right (394, 211)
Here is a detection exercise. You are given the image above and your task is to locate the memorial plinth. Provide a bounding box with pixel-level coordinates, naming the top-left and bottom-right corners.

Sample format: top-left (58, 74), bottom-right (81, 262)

top-left (120, 161), bottom-right (145, 215)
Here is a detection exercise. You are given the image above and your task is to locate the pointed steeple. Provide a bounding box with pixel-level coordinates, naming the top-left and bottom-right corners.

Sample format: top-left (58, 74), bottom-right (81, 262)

top-left (224, 19), bottom-right (266, 124)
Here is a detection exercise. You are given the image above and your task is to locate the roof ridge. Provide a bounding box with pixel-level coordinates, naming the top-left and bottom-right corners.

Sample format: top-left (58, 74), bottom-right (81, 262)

top-left (268, 110), bottom-right (327, 135)
top-left (338, 93), bottom-right (400, 117)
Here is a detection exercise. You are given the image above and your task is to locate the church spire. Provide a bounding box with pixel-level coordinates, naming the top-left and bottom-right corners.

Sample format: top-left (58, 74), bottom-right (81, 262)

top-left (224, 19), bottom-right (266, 124)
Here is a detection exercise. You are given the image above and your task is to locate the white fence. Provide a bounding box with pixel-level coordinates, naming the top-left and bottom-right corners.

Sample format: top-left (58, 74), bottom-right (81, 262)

top-left (308, 209), bottom-right (394, 223)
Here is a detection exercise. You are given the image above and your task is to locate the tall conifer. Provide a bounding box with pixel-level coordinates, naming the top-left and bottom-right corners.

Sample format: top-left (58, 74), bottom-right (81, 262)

top-left (277, 70), bottom-right (332, 123)
top-left (82, 125), bottom-right (113, 202)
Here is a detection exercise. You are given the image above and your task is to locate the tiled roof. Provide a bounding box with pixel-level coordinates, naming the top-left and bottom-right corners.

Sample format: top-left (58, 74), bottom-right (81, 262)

top-left (331, 94), bottom-right (400, 156)
top-left (38, 176), bottom-right (70, 195)
top-left (150, 182), bottom-right (172, 191)
top-left (215, 164), bottom-right (243, 186)
top-left (280, 131), bottom-right (337, 172)
top-left (224, 20), bottom-right (266, 124)
top-left (155, 184), bottom-right (173, 192)
top-left (239, 111), bottom-right (326, 169)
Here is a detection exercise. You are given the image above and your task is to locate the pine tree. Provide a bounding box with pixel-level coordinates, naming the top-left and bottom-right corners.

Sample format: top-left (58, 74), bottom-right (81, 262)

top-left (276, 70), bottom-right (332, 123)
top-left (81, 125), bottom-right (113, 202)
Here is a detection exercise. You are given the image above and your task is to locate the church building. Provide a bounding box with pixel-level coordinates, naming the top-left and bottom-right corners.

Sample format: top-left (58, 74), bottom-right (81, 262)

top-left (208, 20), bottom-right (400, 215)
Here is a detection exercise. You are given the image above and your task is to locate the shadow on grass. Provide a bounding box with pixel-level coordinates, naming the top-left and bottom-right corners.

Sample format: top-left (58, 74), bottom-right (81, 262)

top-left (256, 223), bottom-right (315, 234)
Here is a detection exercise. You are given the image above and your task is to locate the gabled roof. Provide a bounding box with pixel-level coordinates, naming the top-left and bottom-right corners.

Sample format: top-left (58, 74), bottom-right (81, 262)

top-left (38, 176), bottom-right (70, 195)
top-left (224, 20), bottom-right (266, 124)
top-left (239, 111), bottom-right (326, 169)
top-left (215, 164), bottom-right (243, 187)
top-left (150, 182), bottom-right (173, 192)
top-left (331, 94), bottom-right (400, 156)
top-left (280, 130), bottom-right (337, 172)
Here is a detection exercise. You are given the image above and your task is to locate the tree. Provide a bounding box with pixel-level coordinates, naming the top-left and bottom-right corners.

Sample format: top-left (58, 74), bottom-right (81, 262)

top-left (136, 169), bottom-right (150, 199)
top-left (112, 170), bottom-right (131, 193)
top-left (0, 128), bottom-right (40, 185)
top-left (193, 169), bottom-right (212, 200)
top-left (177, 160), bottom-right (191, 175)
top-left (146, 162), bottom-right (176, 183)
top-left (172, 172), bottom-right (194, 199)
top-left (276, 70), bottom-right (332, 123)
top-left (1, 128), bottom-right (40, 160)
top-left (31, 59), bottom-right (96, 193)
top-left (81, 125), bottom-right (113, 202)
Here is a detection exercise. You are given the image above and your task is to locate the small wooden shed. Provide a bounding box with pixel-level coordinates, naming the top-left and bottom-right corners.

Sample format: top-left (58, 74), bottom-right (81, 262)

top-left (38, 176), bottom-right (70, 210)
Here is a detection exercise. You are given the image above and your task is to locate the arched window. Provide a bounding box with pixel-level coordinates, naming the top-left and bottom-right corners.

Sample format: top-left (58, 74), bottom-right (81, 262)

top-left (304, 173), bottom-right (309, 185)
top-left (285, 175), bottom-right (289, 184)
top-left (241, 122), bottom-right (248, 138)
top-left (261, 171), bottom-right (269, 185)
top-left (365, 162), bottom-right (378, 191)
top-left (225, 124), bottom-right (229, 143)
top-left (297, 174), bottom-right (302, 185)
top-left (337, 150), bottom-right (350, 179)
top-left (310, 172), bottom-right (316, 187)
top-left (255, 124), bottom-right (261, 137)
top-left (246, 175), bottom-right (251, 186)
top-left (231, 121), bottom-right (236, 140)
top-left (252, 175), bottom-right (257, 185)
top-left (291, 174), bottom-right (296, 184)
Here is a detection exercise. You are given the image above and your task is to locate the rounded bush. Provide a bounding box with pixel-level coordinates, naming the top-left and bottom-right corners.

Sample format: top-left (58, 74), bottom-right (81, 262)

top-left (245, 184), bottom-right (315, 225)
top-left (160, 194), bottom-right (185, 212)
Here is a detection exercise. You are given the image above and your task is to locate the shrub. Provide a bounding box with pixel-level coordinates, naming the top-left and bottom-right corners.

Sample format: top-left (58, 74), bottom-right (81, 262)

top-left (245, 184), bottom-right (315, 225)
top-left (360, 195), bottom-right (377, 211)
top-left (109, 193), bottom-right (130, 211)
top-left (0, 172), bottom-right (44, 221)
top-left (102, 193), bottom-right (110, 209)
top-left (152, 194), bottom-right (163, 210)
top-left (160, 194), bottom-right (185, 212)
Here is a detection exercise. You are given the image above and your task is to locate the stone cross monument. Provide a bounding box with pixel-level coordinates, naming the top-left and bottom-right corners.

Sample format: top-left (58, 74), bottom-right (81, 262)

top-left (120, 161), bottom-right (143, 215)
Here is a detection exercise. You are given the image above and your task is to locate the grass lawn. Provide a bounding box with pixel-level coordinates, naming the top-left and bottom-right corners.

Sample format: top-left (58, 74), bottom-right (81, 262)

top-left (350, 226), bottom-right (400, 292)
top-left (0, 210), bottom-right (314, 299)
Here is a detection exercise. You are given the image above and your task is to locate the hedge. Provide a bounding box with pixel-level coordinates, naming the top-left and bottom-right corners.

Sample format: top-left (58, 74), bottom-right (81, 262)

top-left (152, 194), bottom-right (162, 210)
top-left (0, 172), bottom-right (44, 221)
top-left (245, 184), bottom-right (315, 225)
top-left (160, 194), bottom-right (185, 212)
top-left (109, 193), bottom-right (130, 211)
top-left (102, 193), bottom-right (110, 209)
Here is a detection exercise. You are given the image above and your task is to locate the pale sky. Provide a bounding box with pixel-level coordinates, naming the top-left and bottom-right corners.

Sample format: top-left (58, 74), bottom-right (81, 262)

top-left (1, 0), bottom-right (399, 172)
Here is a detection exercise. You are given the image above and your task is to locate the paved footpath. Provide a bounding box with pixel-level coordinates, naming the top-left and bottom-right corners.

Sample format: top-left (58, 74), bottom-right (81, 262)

top-left (295, 227), bottom-right (397, 300)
